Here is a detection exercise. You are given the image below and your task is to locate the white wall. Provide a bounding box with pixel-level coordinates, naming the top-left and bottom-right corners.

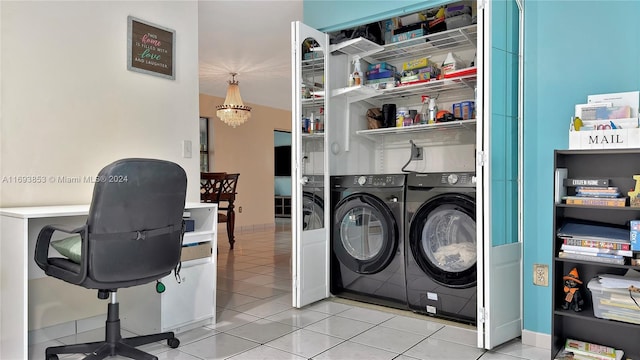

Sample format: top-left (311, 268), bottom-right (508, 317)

top-left (0, 0), bottom-right (200, 333)
top-left (0, 0), bottom-right (201, 207)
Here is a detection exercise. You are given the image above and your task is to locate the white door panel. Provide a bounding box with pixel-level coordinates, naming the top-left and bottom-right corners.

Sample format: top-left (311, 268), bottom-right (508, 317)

top-left (477, 0), bottom-right (524, 350)
top-left (291, 21), bottom-right (330, 308)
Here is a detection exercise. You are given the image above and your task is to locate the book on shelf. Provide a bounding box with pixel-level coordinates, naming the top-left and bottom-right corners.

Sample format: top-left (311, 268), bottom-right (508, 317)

top-left (557, 221), bottom-right (630, 242)
top-left (558, 251), bottom-right (626, 265)
top-left (564, 178), bottom-right (610, 187)
top-left (575, 193), bottom-right (621, 198)
top-left (564, 196), bottom-right (627, 207)
top-left (555, 168), bottom-right (568, 204)
top-left (576, 186), bottom-right (619, 193)
top-left (564, 338), bottom-right (623, 360)
top-left (560, 249), bottom-right (625, 259)
top-left (560, 244), bottom-right (632, 257)
top-left (561, 237), bottom-right (631, 250)
top-left (575, 186), bottom-right (620, 198)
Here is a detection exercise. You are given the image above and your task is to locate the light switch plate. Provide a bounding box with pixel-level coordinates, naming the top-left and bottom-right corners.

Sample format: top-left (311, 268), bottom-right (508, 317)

top-left (182, 140), bottom-right (192, 158)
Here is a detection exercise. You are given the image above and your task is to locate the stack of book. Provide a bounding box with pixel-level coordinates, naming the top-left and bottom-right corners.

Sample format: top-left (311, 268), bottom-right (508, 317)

top-left (557, 222), bottom-right (631, 265)
top-left (555, 338), bottom-right (624, 360)
top-left (563, 178), bottom-right (627, 207)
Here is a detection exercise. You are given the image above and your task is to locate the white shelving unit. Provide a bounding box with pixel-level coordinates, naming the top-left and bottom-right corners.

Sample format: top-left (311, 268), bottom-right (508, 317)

top-left (120, 203), bottom-right (218, 335)
top-left (329, 24), bottom-right (478, 161)
top-left (355, 119), bottom-right (476, 139)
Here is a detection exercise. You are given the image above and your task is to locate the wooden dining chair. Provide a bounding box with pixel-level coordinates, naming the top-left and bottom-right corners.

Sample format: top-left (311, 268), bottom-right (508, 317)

top-left (201, 172), bottom-right (240, 249)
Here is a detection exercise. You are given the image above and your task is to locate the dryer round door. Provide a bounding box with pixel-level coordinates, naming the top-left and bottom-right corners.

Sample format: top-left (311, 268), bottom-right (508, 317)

top-left (409, 193), bottom-right (476, 288)
top-left (303, 191), bottom-right (324, 230)
top-left (333, 193), bottom-right (398, 274)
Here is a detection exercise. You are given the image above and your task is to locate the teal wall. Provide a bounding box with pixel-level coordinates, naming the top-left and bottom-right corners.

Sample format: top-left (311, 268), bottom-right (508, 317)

top-left (303, 0), bottom-right (449, 31)
top-left (523, 0), bottom-right (640, 335)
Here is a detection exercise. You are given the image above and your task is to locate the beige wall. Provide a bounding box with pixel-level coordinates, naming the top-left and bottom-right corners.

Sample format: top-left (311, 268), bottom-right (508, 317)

top-left (1, 0), bottom-right (200, 330)
top-left (0, 1), bottom-right (201, 207)
top-left (199, 94), bottom-right (291, 231)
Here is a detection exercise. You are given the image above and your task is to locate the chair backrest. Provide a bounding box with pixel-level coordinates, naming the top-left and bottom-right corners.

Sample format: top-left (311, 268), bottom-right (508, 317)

top-left (200, 172), bottom-right (227, 203)
top-left (87, 158), bottom-right (187, 284)
top-left (219, 173), bottom-right (240, 204)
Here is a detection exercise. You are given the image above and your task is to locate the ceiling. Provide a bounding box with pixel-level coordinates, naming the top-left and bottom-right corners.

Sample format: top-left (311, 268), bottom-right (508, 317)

top-left (198, 1), bottom-right (304, 111)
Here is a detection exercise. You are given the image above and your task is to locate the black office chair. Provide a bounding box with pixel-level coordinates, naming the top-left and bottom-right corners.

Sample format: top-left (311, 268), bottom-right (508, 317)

top-left (35, 158), bottom-right (187, 360)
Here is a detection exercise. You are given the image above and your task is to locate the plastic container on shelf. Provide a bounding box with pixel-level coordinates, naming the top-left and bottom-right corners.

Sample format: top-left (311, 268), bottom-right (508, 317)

top-left (420, 96), bottom-right (430, 125)
top-left (396, 107), bottom-right (408, 127)
top-left (445, 14), bottom-right (472, 30)
top-left (588, 278), bottom-right (640, 325)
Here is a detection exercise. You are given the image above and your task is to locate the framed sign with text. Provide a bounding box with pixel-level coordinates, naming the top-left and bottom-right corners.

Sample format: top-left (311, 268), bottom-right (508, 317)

top-left (127, 16), bottom-right (175, 80)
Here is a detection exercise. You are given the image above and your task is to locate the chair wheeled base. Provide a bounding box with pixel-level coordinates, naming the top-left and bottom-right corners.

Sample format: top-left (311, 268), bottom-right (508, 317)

top-left (45, 293), bottom-right (179, 360)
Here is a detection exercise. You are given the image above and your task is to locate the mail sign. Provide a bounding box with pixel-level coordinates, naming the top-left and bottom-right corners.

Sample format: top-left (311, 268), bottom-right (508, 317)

top-left (569, 128), bottom-right (640, 149)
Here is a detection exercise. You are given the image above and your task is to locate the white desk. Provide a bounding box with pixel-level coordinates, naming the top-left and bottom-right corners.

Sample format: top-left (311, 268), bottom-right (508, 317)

top-left (0, 202), bottom-right (217, 360)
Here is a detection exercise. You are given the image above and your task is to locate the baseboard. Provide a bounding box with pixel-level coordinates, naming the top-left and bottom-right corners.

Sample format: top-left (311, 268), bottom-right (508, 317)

top-left (521, 329), bottom-right (551, 349)
top-left (28, 313), bottom-right (106, 345)
top-left (77, 313), bottom-right (107, 333)
top-left (237, 223), bottom-right (276, 233)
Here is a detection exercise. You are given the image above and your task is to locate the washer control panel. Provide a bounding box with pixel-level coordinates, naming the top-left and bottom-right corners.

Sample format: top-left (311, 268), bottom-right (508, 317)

top-left (351, 174), bottom-right (405, 187)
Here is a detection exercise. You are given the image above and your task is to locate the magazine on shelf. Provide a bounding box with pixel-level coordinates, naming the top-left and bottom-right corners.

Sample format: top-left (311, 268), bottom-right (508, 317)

top-left (564, 338), bottom-right (623, 360)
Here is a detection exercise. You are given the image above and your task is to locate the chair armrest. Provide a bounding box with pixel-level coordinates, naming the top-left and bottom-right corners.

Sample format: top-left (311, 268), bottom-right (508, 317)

top-left (35, 224), bottom-right (89, 284)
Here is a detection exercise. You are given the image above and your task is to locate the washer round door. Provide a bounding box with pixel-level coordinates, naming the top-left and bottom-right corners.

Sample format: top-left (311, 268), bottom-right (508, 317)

top-left (409, 193), bottom-right (476, 288)
top-left (303, 191), bottom-right (324, 231)
top-left (333, 193), bottom-right (398, 274)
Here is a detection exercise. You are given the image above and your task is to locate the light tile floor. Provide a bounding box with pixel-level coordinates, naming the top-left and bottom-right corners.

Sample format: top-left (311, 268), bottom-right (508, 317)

top-left (29, 219), bottom-right (549, 360)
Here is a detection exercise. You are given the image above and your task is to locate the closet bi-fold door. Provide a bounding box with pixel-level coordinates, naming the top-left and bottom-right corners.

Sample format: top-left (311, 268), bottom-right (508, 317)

top-left (476, 0), bottom-right (524, 350)
top-left (291, 21), bottom-right (330, 308)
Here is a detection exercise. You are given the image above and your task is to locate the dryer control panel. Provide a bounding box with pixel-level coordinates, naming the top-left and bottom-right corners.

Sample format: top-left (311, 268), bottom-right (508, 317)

top-left (408, 172), bottom-right (476, 188)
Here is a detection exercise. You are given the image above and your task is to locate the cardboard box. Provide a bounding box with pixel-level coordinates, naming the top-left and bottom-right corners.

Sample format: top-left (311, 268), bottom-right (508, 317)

top-left (181, 242), bottom-right (212, 262)
top-left (402, 57), bottom-right (436, 71)
top-left (391, 28), bottom-right (427, 43)
top-left (631, 220), bottom-right (640, 251)
top-left (453, 101), bottom-right (474, 120)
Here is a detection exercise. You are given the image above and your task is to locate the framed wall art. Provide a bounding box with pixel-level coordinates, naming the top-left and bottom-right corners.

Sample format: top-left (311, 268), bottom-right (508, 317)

top-left (127, 16), bottom-right (175, 80)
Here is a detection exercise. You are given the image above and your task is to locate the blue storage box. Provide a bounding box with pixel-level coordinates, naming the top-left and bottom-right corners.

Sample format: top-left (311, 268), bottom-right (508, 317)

top-left (367, 69), bottom-right (396, 80)
top-left (184, 219), bottom-right (195, 232)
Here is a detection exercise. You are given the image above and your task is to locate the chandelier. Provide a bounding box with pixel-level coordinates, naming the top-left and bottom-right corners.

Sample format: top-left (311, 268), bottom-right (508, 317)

top-left (216, 73), bottom-right (252, 128)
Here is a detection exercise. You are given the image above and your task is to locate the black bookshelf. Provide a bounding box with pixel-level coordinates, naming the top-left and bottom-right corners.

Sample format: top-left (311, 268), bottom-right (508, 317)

top-left (552, 149), bottom-right (640, 359)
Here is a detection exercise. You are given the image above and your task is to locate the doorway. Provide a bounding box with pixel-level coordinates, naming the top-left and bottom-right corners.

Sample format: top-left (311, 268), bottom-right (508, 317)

top-left (274, 130), bottom-right (292, 219)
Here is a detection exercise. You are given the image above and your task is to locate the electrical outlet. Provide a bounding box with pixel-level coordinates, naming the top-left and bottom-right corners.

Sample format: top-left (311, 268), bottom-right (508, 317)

top-left (533, 263), bottom-right (549, 286)
top-left (411, 145), bottom-right (423, 160)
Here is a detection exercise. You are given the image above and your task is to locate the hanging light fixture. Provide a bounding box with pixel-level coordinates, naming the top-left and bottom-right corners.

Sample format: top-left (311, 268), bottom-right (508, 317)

top-left (216, 72), bottom-right (252, 128)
